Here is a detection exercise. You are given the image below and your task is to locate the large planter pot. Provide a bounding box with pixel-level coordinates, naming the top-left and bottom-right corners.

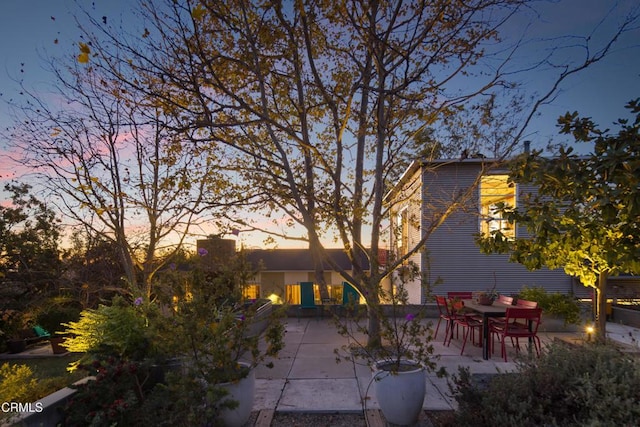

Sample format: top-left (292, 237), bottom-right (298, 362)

top-left (149, 357), bottom-right (184, 387)
top-left (373, 360), bottom-right (426, 426)
top-left (50, 336), bottom-right (68, 354)
top-left (218, 362), bottom-right (255, 427)
top-left (7, 339), bottom-right (26, 354)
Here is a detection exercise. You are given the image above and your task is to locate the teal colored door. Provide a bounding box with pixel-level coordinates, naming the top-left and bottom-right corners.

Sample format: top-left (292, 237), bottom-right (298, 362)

top-left (300, 282), bottom-right (316, 307)
top-left (342, 283), bottom-right (360, 305)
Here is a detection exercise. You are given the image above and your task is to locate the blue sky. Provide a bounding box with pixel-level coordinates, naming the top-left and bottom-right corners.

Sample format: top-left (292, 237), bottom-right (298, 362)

top-left (0, 0), bottom-right (638, 247)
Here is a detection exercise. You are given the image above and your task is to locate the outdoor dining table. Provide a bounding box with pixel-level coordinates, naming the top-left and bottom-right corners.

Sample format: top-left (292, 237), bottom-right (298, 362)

top-left (460, 299), bottom-right (518, 360)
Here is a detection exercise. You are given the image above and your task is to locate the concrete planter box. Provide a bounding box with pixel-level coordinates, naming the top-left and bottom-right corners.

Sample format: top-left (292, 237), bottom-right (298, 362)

top-left (538, 314), bottom-right (583, 333)
top-left (611, 306), bottom-right (640, 328)
top-left (283, 303), bottom-right (440, 319)
top-left (243, 299), bottom-right (273, 337)
top-left (7, 377), bottom-right (93, 427)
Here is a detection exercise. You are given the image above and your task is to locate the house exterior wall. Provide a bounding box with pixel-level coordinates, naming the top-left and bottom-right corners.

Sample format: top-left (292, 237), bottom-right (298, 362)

top-left (420, 161), bottom-right (573, 302)
top-left (389, 166), bottom-right (424, 303)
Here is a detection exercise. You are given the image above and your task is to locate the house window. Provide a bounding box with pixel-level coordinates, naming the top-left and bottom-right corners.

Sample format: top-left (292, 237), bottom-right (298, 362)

top-left (284, 283), bottom-right (344, 304)
top-left (326, 284), bottom-right (344, 302)
top-left (242, 284), bottom-right (261, 300)
top-left (285, 284), bottom-right (301, 304)
top-left (480, 174), bottom-right (515, 238)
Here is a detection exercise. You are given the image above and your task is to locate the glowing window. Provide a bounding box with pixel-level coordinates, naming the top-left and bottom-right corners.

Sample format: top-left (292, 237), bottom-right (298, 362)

top-left (285, 283), bottom-right (345, 304)
top-left (285, 284), bottom-right (301, 304)
top-left (480, 174), bottom-right (515, 239)
top-left (242, 284), bottom-right (261, 300)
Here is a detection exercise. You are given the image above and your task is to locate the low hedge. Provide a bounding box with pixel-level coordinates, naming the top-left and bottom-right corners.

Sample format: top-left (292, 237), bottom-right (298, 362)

top-left (449, 342), bottom-right (640, 426)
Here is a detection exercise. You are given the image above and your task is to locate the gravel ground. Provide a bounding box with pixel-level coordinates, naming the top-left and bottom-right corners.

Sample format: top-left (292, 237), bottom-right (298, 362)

top-left (271, 412), bottom-right (366, 426)
top-left (245, 410), bottom-right (455, 426)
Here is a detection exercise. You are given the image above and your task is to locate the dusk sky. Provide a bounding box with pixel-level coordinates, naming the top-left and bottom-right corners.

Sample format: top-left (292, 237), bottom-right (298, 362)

top-left (0, 0), bottom-right (638, 247)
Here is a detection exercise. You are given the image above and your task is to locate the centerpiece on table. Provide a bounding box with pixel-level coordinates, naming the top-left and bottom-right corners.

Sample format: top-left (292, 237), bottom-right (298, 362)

top-left (474, 285), bottom-right (498, 306)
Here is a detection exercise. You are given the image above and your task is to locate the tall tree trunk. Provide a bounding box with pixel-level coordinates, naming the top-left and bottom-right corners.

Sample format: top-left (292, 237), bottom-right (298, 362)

top-left (366, 288), bottom-right (382, 349)
top-left (309, 236), bottom-right (330, 301)
top-left (595, 272), bottom-right (608, 341)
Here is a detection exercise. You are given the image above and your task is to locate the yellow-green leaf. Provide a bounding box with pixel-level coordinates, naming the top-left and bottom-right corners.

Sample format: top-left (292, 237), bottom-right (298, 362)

top-left (192, 5), bottom-right (206, 20)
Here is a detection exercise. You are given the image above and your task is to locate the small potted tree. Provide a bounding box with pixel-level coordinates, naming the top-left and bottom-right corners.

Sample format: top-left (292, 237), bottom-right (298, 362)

top-left (334, 263), bottom-right (444, 426)
top-left (1, 310), bottom-right (29, 354)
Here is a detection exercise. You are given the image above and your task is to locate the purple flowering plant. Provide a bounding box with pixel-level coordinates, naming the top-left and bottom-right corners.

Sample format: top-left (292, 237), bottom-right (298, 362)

top-left (334, 261), bottom-right (440, 375)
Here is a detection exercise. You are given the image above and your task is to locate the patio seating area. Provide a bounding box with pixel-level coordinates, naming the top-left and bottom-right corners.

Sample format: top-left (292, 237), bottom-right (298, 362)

top-left (248, 317), bottom-right (639, 415)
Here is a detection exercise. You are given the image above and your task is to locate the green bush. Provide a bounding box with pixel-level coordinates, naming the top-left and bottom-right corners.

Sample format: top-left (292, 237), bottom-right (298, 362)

top-left (518, 286), bottom-right (582, 325)
top-left (62, 296), bottom-right (150, 360)
top-left (62, 357), bottom-right (149, 427)
top-left (0, 361), bottom-right (86, 420)
top-left (36, 303), bottom-right (81, 334)
top-left (450, 342), bottom-right (640, 426)
top-left (0, 363), bottom-right (43, 403)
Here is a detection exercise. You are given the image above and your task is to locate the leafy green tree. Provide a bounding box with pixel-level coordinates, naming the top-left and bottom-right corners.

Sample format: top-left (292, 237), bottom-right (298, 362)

top-left (477, 99), bottom-right (640, 338)
top-left (0, 183), bottom-right (63, 310)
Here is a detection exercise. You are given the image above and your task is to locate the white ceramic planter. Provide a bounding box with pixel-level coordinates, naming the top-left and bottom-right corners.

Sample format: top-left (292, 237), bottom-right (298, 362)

top-left (218, 362), bottom-right (256, 427)
top-left (373, 360), bottom-right (426, 426)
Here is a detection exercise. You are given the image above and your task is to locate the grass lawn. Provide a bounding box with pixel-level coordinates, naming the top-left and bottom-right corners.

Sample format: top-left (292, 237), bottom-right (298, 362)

top-left (0, 352), bottom-right (87, 404)
top-left (3, 354), bottom-right (84, 379)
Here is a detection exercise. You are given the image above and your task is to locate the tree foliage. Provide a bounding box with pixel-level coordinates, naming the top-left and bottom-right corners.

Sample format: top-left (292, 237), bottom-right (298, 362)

top-left (65, 0), bottom-right (638, 346)
top-left (0, 183), bottom-right (63, 308)
top-left (5, 0), bottom-right (637, 347)
top-left (6, 43), bottom-right (237, 298)
top-left (477, 99), bottom-right (640, 337)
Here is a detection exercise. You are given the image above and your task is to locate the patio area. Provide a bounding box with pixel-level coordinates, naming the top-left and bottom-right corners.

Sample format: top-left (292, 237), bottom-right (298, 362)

top-left (251, 317), bottom-right (640, 415)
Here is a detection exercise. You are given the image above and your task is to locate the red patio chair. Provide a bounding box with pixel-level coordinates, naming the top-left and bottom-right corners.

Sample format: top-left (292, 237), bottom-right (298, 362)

top-left (435, 296), bottom-right (456, 342)
top-left (498, 295), bottom-right (514, 305)
top-left (515, 298), bottom-right (537, 308)
top-left (447, 291), bottom-right (473, 300)
top-left (489, 307), bottom-right (542, 362)
top-left (448, 299), bottom-right (483, 355)
top-left (489, 294), bottom-right (515, 326)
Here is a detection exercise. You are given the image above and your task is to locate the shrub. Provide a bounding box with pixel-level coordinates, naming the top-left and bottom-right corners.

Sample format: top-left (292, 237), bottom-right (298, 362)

top-left (62, 357), bottom-right (148, 427)
top-left (450, 342), bottom-right (640, 426)
top-left (62, 296), bottom-right (150, 360)
top-left (0, 363), bottom-right (43, 403)
top-left (518, 286), bottom-right (582, 325)
top-left (35, 303), bottom-right (82, 334)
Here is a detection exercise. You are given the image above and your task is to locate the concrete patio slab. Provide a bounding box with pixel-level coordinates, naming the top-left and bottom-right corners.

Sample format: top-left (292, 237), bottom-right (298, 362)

top-left (253, 379), bottom-right (286, 411)
top-left (294, 342), bottom-right (340, 358)
top-left (289, 356), bottom-right (355, 379)
top-left (254, 356), bottom-right (294, 379)
top-left (426, 376), bottom-right (456, 410)
top-left (278, 378), bottom-right (363, 412)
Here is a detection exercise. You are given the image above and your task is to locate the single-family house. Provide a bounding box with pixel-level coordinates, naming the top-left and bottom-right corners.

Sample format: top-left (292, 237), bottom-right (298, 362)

top-left (386, 157), bottom-right (584, 304)
top-left (243, 248), bottom-right (367, 304)
top-left (194, 240), bottom-right (369, 305)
